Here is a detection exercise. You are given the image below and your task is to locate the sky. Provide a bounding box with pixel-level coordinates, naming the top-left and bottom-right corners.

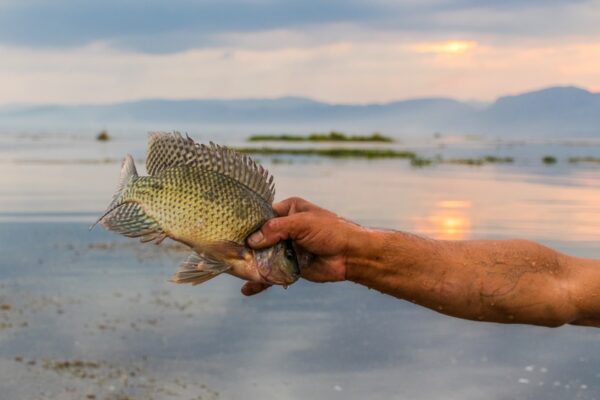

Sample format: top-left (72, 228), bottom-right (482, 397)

top-left (1, 0), bottom-right (599, 105)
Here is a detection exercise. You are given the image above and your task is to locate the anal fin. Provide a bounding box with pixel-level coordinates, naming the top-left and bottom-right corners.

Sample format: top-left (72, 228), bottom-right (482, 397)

top-left (170, 252), bottom-right (231, 286)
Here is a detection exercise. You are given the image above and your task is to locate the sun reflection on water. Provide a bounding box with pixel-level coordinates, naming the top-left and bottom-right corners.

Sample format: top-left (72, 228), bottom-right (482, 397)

top-left (415, 200), bottom-right (472, 240)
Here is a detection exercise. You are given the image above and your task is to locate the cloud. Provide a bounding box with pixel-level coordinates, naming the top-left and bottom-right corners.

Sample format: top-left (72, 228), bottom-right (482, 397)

top-left (1, 0), bottom-right (598, 104)
top-left (0, 0), bottom-right (377, 52)
top-left (0, 0), bottom-right (597, 53)
top-left (1, 38), bottom-right (599, 105)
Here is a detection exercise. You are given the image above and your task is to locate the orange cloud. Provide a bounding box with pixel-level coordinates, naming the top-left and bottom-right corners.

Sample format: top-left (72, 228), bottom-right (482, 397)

top-left (0, 37), bottom-right (599, 104)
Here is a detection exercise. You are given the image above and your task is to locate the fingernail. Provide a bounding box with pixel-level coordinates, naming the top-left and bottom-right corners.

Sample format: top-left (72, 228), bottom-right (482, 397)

top-left (248, 230), bottom-right (264, 246)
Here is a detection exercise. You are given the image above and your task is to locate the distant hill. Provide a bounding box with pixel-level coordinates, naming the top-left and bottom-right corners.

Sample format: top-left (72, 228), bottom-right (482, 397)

top-left (481, 86), bottom-right (600, 136)
top-left (0, 86), bottom-right (598, 137)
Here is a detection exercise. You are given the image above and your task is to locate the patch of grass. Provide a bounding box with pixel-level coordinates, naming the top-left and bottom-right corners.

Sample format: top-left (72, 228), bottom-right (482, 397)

top-left (409, 155), bottom-right (514, 167)
top-left (440, 156), bottom-right (514, 166)
top-left (542, 155), bottom-right (557, 164)
top-left (236, 147), bottom-right (521, 167)
top-left (410, 157), bottom-right (433, 167)
top-left (568, 156), bottom-right (600, 164)
top-left (483, 156), bottom-right (514, 163)
top-left (235, 147), bottom-right (415, 159)
top-left (270, 157), bottom-right (294, 165)
top-left (248, 131), bottom-right (394, 143)
top-left (445, 158), bottom-right (485, 166)
top-left (248, 134), bottom-right (305, 141)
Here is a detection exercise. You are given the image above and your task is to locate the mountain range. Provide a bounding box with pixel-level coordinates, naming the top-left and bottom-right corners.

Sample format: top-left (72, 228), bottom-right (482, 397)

top-left (1, 86), bottom-right (598, 137)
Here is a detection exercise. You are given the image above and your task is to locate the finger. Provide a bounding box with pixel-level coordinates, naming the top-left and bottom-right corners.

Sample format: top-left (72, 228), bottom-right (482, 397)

top-left (241, 281), bottom-right (272, 296)
top-left (272, 197), bottom-right (317, 217)
top-left (247, 214), bottom-right (306, 249)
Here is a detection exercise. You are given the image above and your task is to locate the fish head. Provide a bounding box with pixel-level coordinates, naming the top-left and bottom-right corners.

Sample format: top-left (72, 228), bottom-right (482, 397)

top-left (254, 240), bottom-right (300, 286)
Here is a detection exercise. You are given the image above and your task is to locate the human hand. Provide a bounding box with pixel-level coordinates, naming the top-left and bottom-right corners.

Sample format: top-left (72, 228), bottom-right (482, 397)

top-left (242, 197), bottom-right (368, 295)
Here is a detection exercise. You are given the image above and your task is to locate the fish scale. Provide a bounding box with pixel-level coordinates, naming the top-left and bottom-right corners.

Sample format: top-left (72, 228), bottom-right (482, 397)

top-left (94, 132), bottom-right (299, 287)
top-left (125, 165), bottom-right (273, 246)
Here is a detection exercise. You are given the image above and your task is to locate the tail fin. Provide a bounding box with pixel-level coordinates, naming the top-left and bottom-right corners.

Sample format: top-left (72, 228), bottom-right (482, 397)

top-left (90, 154), bottom-right (138, 230)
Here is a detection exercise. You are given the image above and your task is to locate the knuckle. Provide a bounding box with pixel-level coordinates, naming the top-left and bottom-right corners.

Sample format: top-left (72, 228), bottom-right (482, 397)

top-left (265, 218), bottom-right (277, 229)
top-left (263, 218), bottom-right (281, 233)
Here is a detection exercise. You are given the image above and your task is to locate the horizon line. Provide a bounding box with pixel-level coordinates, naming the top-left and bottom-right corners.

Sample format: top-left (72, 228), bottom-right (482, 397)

top-left (0, 84), bottom-right (594, 109)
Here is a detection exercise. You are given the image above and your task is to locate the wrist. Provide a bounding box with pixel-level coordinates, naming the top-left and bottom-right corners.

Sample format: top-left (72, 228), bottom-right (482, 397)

top-left (344, 226), bottom-right (391, 282)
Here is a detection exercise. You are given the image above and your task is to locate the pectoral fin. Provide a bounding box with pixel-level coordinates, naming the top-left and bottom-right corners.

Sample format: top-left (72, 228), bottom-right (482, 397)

top-left (94, 202), bottom-right (164, 242)
top-left (169, 252), bottom-right (231, 286)
top-left (204, 240), bottom-right (246, 260)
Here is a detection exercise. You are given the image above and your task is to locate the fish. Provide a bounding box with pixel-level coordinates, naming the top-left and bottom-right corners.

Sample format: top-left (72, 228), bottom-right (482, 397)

top-left (92, 132), bottom-right (299, 287)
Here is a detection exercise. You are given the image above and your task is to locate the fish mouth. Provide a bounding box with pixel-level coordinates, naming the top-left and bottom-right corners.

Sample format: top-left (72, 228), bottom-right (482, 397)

top-left (258, 268), bottom-right (299, 286)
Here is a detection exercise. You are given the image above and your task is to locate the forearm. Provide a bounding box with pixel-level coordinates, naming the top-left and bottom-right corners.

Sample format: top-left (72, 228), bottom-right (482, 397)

top-left (346, 229), bottom-right (587, 327)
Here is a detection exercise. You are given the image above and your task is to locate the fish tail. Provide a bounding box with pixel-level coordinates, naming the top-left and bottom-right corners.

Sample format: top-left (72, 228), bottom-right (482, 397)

top-left (90, 154), bottom-right (139, 230)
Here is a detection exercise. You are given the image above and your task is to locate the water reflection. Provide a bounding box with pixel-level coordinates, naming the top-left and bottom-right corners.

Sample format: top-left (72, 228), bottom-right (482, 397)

top-left (415, 200), bottom-right (472, 240)
top-left (0, 223), bottom-right (598, 400)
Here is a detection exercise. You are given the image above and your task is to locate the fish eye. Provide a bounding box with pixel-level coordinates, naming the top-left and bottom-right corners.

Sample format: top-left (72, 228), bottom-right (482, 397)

top-left (285, 248), bottom-right (295, 260)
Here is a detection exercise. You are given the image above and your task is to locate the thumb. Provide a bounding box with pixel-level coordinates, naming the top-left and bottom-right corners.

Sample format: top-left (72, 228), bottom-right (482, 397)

top-left (247, 215), bottom-right (302, 249)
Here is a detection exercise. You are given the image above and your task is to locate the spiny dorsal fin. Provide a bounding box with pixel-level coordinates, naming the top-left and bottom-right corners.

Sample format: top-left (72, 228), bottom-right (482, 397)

top-left (146, 132), bottom-right (275, 203)
top-left (146, 132), bottom-right (275, 204)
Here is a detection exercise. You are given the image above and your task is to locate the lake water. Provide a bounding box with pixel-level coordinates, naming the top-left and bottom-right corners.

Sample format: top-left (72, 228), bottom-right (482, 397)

top-left (0, 133), bottom-right (599, 399)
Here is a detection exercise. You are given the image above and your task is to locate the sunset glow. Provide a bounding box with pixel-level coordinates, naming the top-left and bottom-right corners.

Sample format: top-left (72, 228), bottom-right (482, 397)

top-left (411, 40), bottom-right (477, 55)
top-left (0, 1), bottom-right (598, 104)
top-left (414, 200), bottom-right (472, 240)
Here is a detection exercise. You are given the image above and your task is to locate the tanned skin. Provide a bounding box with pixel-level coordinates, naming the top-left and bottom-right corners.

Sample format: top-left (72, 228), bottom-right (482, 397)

top-left (244, 197), bottom-right (600, 328)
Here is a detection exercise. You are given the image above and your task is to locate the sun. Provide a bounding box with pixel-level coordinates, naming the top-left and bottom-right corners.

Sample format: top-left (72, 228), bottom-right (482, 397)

top-left (411, 40), bottom-right (476, 55)
top-left (444, 41), bottom-right (473, 54)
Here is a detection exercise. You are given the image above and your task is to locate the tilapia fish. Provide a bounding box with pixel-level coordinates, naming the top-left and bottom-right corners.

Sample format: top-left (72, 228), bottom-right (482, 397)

top-left (93, 132), bottom-right (299, 286)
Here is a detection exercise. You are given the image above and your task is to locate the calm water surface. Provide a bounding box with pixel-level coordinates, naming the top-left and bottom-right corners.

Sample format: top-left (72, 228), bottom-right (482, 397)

top-left (0, 134), bottom-right (599, 399)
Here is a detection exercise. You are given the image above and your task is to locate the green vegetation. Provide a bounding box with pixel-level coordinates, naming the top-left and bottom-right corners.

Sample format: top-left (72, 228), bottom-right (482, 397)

top-left (248, 131), bottom-right (394, 143)
top-left (235, 147), bottom-right (415, 159)
top-left (235, 147), bottom-right (520, 167)
top-left (445, 158), bottom-right (485, 166)
top-left (410, 155), bottom-right (513, 167)
top-left (568, 156), bottom-right (600, 164)
top-left (443, 156), bottom-right (514, 166)
top-left (270, 157), bottom-right (294, 165)
top-left (24, 150), bottom-right (599, 168)
top-left (96, 130), bottom-right (110, 142)
top-left (483, 156), bottom-right (514, 163)
top-left (410, 157), bottom-right (434, 167)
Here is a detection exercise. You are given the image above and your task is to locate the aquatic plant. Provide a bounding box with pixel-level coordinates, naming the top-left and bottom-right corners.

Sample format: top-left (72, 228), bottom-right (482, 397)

top-left (410, 155), bottom-right (514, 167)
top-left (248, 131), bottom-right (394, 143)
top-left (410, 157), bottom-right (433, 167)
top-left (235, 147), bottom-right (415, 159)
top-left (483, 156), bottom-right (514, 163)
top-left (568, 157), bottom-right (600, 164)
top-left (445, 158), bottom-right (485, 166)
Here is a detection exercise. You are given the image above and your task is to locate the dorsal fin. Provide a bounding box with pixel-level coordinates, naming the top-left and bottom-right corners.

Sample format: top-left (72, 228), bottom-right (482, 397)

top-left (146, 132), bottom-right (275, 204)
